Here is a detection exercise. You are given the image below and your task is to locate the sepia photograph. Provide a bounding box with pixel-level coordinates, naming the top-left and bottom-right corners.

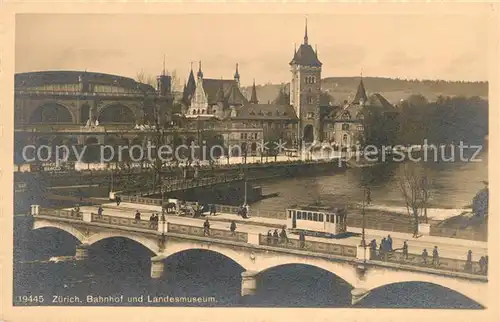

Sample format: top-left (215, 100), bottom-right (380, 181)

top-left (4, 6), bottom-right (496, 319)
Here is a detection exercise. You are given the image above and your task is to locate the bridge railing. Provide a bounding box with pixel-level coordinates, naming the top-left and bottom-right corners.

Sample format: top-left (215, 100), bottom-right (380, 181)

top-left (371, 250), bottom-right (486, 276)
top-left (429, 226), bottom-right (487, 242)
top-left (167, 223), bottom-right (248, 243)
top-left (90, 213), bottom-right (157, 231)
top-left (38, 208), bottom-right (83, 220)
top-left (258, 234), bottom-right (357, 258)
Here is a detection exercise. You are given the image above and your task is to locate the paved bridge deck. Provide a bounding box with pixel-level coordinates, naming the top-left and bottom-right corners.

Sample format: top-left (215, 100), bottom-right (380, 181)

top-left (69, 202), bottom-right (487, 260)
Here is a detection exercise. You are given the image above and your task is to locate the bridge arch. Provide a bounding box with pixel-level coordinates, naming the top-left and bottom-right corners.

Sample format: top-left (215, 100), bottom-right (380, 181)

top-left (33, 220), bottom-right (85, 243)
top-left (98, 103), bottom-right (136, 124)
top-left (361, 267), bottom-right (487, 307)
top-left (30, 102), bottom-right (75, 124)
top-left (87, 232), bottom-right (160, 255)
top-left (159, 241), bottom-right (252, 269)
top-left (255, 257), bottom-right (358, 287)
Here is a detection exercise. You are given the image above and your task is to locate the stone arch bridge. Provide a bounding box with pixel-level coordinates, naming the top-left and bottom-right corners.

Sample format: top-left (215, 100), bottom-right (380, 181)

top-left (31, 209), bottom-right (489, 307)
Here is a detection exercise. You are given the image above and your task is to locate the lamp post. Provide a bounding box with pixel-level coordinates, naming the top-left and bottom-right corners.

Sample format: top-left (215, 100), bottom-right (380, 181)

top-left (360, 187), bottom-right (367, 250)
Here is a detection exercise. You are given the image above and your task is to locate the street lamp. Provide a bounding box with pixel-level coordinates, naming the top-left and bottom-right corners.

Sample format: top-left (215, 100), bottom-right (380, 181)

top-left (360, 187), bottom-right (367, 249)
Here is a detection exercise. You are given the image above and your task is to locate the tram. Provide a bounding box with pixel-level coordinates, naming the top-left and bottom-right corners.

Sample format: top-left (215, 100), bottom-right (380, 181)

top-left (286, 204), bottom-right (348, 236)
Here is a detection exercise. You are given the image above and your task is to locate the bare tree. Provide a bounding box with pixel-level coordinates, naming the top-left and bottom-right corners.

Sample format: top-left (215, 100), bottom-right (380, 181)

top-left (136, 70), bottom-right (156, 87)
top-left (398, 164), bottom-right (430, 236)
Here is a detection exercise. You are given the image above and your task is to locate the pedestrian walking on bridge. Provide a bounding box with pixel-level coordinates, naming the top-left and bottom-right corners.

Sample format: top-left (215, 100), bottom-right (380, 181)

top-left (299, 231), bottom-right (306, 249)
top-left (203, 219), bottom-right (210, 236)
top-left (402, 241), bottom-right (409, 260)
top-left (135, 210), bottom-right (141, 223)
top-left (422, 248), bottom-right (428, 265)
top-left (432, 246), bottom-right (439, 266)
top-left (465, 250), bottom-right (473, 272)
top-left (273, 229), bottom-right (279, 245)
top-left (230, 221), bottom-right (237, 236)
top-left (280, 227), bottom-right (289, 244)
top-left (266, 230), bottom-right (272, 245)
top-left (97, 206), bottom-right (103, 218)
top-left (115, 195), bottom-right (121, 206)
top-left (210, 204), bottom-right (217, 216)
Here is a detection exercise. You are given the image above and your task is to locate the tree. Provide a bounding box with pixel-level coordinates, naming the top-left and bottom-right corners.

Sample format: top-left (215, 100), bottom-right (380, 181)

top-left (398, 164), bottom-right (430, 236)
top-left (472, 182), bottom-right (488, 217)
top-left (136, 70), bottom-right (156, 87)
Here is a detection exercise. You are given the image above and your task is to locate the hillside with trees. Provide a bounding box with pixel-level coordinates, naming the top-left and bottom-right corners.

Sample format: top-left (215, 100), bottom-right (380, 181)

top-left (243, 77), bottom-right (487, 105)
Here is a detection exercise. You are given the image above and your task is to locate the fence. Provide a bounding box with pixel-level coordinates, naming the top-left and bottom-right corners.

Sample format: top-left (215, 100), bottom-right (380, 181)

top-left (347, 217), bottom-right (413, 234)
top-left (90, 213), bottom-right (157, 231)
top-left (120, 195), bottom-right (163, 206)
top-left (167, 223), bottom-right (248, 243)
top-left (373, 249), bottom-right (486, 276)
top-left (38, 208), bottom-right (83, 220)
top-left (258, 234), bottom-right (357, 257)
top-left (429, 226), bottom-right (487, 242)
top-left (214, 205), bottom-right (287, 219)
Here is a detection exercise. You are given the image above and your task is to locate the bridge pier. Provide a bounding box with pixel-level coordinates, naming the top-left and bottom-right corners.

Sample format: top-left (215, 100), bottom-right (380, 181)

top-left (351, 288), bottom-right (370, 305)
top-left (75, 243), bottom-right (90, 260)
top-left (241, 270), bottom-right (258, 297)
top-left (150, 256), bottom-right (165, 279)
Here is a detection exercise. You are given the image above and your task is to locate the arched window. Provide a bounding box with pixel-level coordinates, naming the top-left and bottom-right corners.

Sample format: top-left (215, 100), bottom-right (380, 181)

top-left (311, 76), bottom-right (316, 84)
top-left (201, 109), bottom-right (205, 114)
top-left (192, 109), bottom-right (197, 115)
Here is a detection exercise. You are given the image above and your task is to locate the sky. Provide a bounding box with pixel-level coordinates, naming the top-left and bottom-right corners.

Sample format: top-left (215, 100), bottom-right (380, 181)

top-left (15, 13), bottom-right (489, 88)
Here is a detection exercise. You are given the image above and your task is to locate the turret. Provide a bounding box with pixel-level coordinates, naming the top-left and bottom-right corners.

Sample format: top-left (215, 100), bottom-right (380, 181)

top-left (234, 63), bottom-right (240, 87)
top-left (156, 56), bottom-right (171, 97)
top-left (249, 79), bottom-right (258, 104)
top-left (197, 61), bottom-right (203, 80)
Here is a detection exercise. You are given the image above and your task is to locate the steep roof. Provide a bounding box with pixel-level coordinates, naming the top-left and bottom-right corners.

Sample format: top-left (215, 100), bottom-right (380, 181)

top-left (249, 80), bottom-right (258, 104)
top-left (232, 103), bottom-right (298, 120)
top-left (290, 19), bottom-right (322, 67)
top-left (202, 78), bottom-right (248, 105)
top-left (290, 44), bottom-right (322, 67)
top-left (369, 93), bottom-right (394, 110)
top-left (352, 78), bottom-right (368, 105)
top-left (183, 69), bottom-right (196, 104)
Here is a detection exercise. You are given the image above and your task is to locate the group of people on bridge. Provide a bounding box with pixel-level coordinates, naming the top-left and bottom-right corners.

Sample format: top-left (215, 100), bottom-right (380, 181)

top-left (266, 228), bottom-right (290, 245)
top-left (367, 235), bottom-right (488, 275)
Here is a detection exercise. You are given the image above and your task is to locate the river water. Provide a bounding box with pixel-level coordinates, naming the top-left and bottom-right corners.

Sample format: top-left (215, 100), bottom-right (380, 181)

top-left (13, 151), bottom-right (487, 308)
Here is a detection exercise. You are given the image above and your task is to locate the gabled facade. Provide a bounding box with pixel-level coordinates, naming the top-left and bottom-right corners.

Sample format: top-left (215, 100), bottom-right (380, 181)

top-left (322, 77), bottom-right (396, 147)
top-left (182, 62), bottom-right (248, 119)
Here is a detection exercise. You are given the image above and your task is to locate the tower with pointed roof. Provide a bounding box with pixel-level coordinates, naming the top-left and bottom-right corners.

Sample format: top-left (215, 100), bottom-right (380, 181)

top-left (183, 63), bottom-right (197, 106)
top-left (249, 79), bottom-right (258, 104)
top-left (234, 63), bottom-right (240, 88)
top-left (352, 74), bottom-right (368, 106)
top-left (290, 18), bottom-right (322, 144)
top-left (156, 55), bottom-right (172, 97)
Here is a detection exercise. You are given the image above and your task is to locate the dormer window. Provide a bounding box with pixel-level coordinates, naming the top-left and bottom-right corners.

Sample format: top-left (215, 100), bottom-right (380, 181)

top-left (258, 110), bottom-right (264, 116)
top-left (341, 112), bottom-right (351, 120)
top-left (267, 111), bottom-right (272, 116)
top-left (249, 110), bottom-right (255, 116)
